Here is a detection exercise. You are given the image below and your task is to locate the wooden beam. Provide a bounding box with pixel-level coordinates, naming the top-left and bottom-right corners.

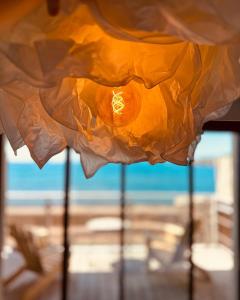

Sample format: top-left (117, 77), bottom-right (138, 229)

top-left (203, 121), bottom-right (240, 132)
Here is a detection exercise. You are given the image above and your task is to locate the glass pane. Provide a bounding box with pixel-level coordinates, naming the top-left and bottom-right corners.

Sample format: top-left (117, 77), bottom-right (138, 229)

top-left (69, 150), bottom-right (120, 300)
top-left (1, 131), bottom-right (236, 300)
top-left (124, 162), bottom-right (190, 300)
top-left (193, 132), bottom-right (234, 300)
top-left (2, 142), bottom-right (64, 300)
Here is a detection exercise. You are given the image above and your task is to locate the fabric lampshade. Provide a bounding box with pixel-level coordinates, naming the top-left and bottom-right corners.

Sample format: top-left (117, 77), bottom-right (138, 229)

top-left (0, 0), bottom-right (239, 177)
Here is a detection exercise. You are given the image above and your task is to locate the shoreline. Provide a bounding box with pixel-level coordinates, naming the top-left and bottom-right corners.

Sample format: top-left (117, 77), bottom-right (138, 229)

top-left (5, 190), bottom-right (214, 206)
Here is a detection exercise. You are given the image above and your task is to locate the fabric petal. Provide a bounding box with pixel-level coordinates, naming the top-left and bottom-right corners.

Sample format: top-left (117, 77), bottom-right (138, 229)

top-left (0, 0), bottom-right (240, 177)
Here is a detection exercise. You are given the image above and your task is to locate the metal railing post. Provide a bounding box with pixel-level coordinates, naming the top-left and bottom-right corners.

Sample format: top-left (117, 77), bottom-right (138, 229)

top-left (188, 161), bottom-right (194, 300)
top-left (119, 164), bottom-right (126, 300)
top-left (0, 135), bottom-right (5, 300)
top-left (233, 134), bottom-right (240, 300)
top-left (62, 147), bottom-right (71, 300)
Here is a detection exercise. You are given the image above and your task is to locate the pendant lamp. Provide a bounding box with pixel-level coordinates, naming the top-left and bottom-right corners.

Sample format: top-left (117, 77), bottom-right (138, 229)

top-left (0, 0), bottom-right (240, 177)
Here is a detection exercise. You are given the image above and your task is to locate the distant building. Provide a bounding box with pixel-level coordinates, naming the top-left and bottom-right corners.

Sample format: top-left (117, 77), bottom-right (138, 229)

top-left (215, 155), bottom-right (234, 204)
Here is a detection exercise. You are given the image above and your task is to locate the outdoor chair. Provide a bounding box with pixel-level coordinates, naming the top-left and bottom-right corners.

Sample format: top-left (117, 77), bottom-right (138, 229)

top-left (3, 224), bottom-right (62, 300)
top-left (146, 220), bottom-right (210, 282)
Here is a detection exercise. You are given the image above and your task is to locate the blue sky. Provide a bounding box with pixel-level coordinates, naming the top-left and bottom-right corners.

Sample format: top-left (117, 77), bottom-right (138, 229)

top-left (5, 132), bottom-right (233, 163)
top-left (195, 132), bottom-right (233, 160)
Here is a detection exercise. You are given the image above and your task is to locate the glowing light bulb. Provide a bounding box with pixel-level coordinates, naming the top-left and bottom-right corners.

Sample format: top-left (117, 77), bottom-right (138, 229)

top-left (112, 90), bottom-right (125, 115)
top-left (96, 85), bottom-right (142, 127)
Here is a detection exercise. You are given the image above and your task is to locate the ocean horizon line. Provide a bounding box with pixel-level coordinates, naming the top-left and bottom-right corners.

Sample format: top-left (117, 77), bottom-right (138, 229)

top-left (6, 190), bottom-right (213, 201)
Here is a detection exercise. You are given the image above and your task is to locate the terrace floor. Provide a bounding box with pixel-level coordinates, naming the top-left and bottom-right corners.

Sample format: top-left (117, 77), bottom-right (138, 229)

top-left (3, 244), bottom-right (233, 300)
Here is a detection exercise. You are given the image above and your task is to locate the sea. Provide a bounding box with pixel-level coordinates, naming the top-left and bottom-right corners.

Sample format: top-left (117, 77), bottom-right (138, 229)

top-left (6, 162), bottom-right (215, 206)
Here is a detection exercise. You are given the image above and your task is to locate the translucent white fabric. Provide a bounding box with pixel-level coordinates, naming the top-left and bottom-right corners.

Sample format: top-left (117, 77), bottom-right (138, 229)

top-left (0, 0), bottom-right (240, 177)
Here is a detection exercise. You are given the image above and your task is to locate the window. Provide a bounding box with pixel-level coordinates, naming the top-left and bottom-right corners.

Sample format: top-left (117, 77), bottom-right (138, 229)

top-left (0, 130), bottom-right (238, 300)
